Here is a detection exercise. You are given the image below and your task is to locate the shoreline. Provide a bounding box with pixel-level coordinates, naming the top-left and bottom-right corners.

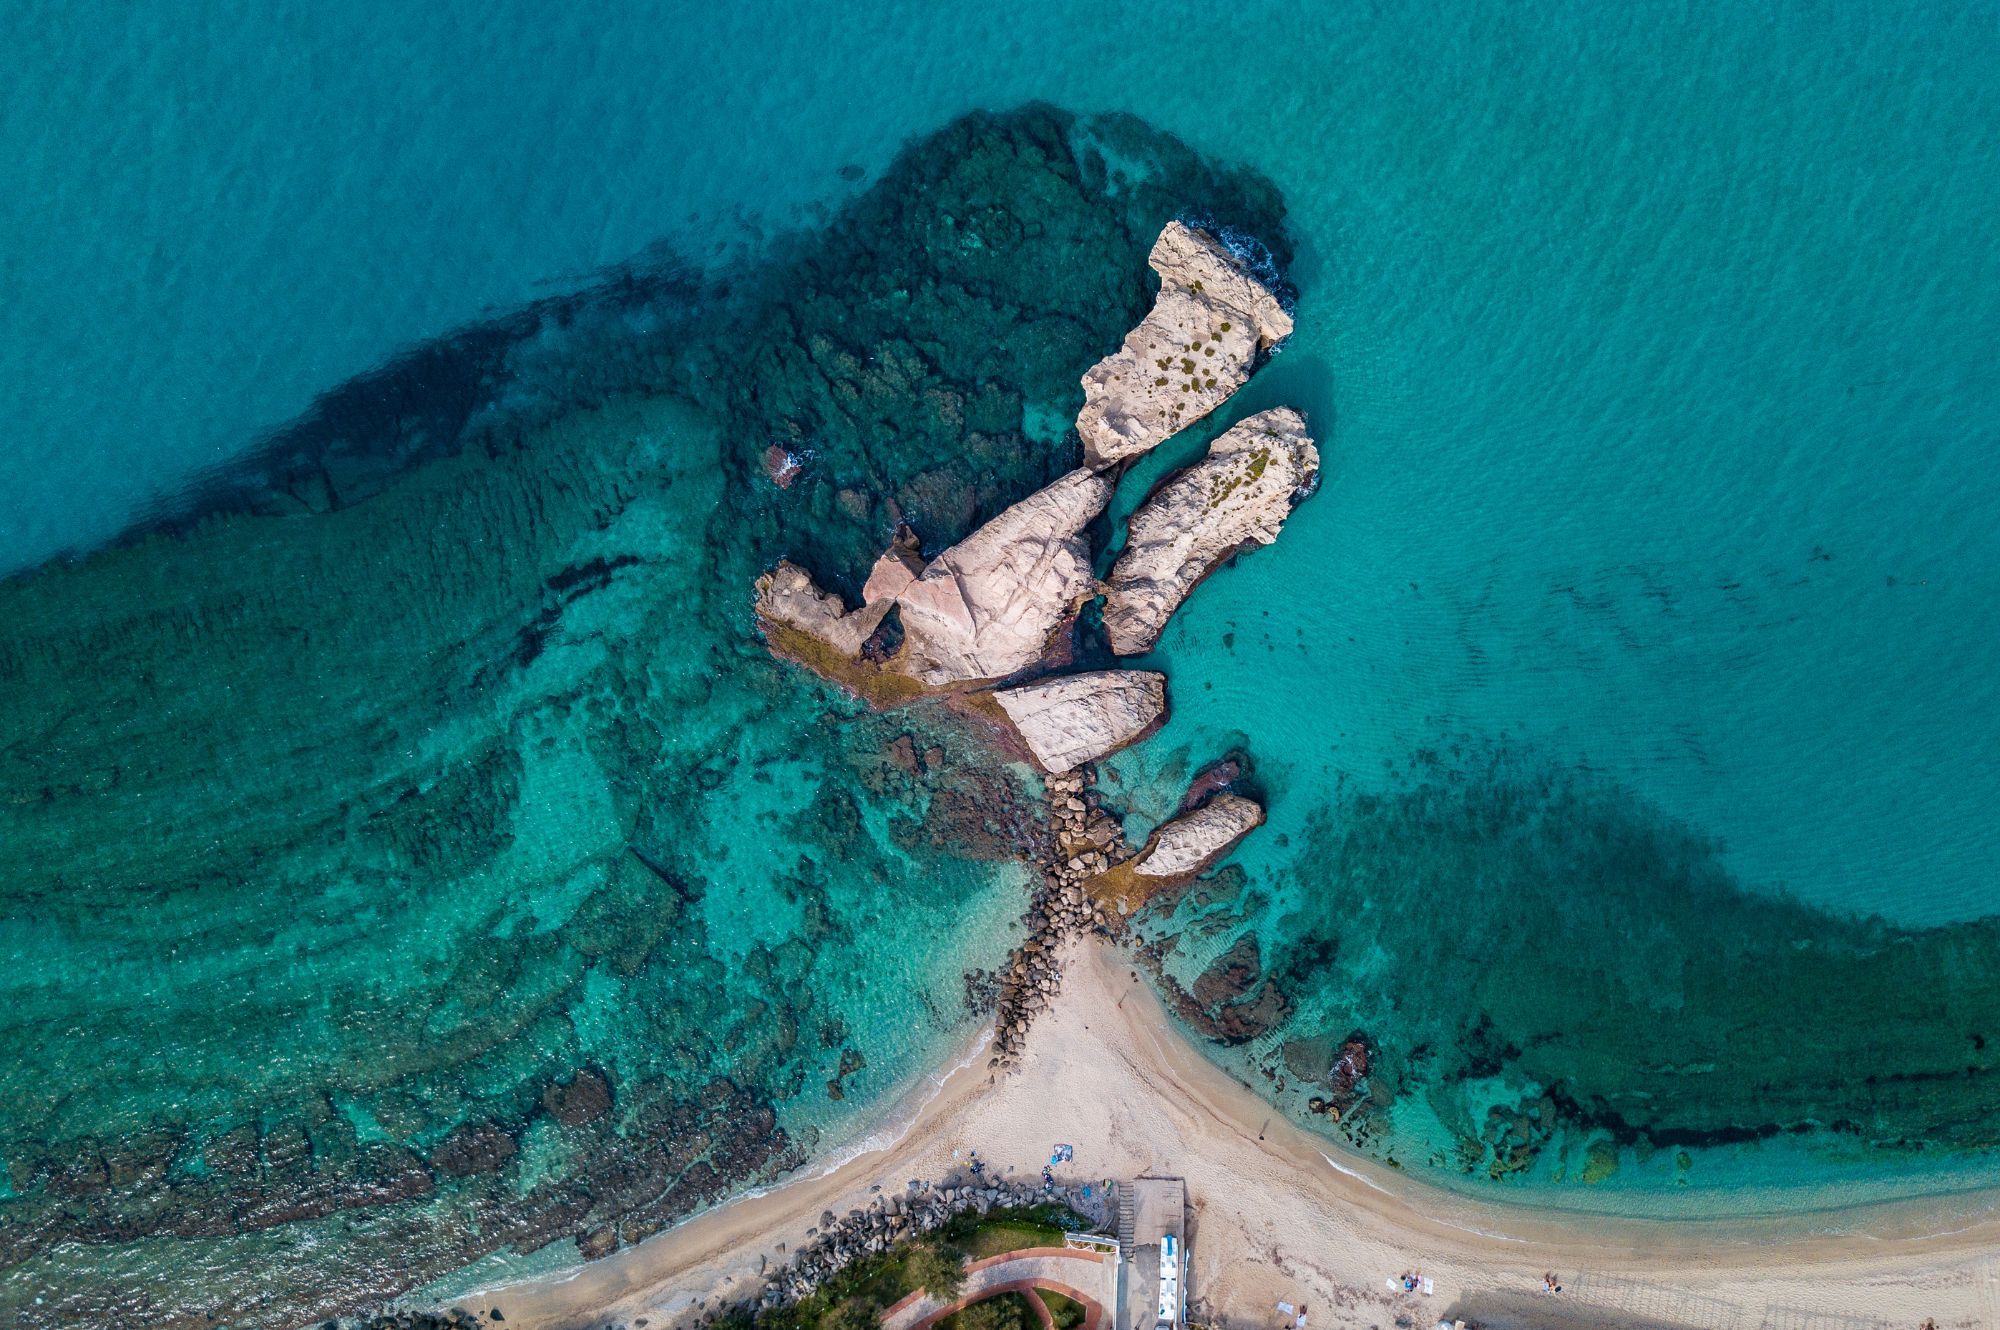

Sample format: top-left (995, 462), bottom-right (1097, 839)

top-left (455, 940), bottom-right (2000, 1330)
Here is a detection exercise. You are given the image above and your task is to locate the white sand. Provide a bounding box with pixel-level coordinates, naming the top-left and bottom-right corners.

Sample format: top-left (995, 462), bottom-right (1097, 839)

top-left (460, 940), bottom-right (2000, 1330)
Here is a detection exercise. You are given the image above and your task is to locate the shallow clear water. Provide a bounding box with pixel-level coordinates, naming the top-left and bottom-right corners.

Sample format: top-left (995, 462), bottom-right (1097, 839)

top-left (4, 0), bottom-right (1999, 1320)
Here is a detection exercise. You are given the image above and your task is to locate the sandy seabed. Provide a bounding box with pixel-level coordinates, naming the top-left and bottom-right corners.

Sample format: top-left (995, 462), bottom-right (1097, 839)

top-left (458, 941), bottom-right (2000, 1330)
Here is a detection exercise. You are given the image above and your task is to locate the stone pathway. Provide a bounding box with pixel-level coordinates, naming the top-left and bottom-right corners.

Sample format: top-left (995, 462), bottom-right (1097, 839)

top-left (880, 1248), bottom-right (1114, 1330)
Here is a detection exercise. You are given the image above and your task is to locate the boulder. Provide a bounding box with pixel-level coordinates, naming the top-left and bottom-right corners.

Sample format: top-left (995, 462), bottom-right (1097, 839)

top-left (1076, 222), bottom-right (1294, 469)
top-left (861, 527), bottom-right (926, 604)
top-left (1134, 793), bottom-right (1265, 878)
top-left (753, 560), bottom-right (894, 659)
top-left (1103, 407), bottom-right (1318, 655)
top-left (992, 670), bottom-right (1167, 773)
top-left (893, 468), bottom-right (1113, 685)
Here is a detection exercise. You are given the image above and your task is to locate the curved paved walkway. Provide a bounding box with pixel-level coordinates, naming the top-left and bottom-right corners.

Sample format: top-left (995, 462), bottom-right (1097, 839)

top-left (880, 1248), bottom-right (1113, 1330)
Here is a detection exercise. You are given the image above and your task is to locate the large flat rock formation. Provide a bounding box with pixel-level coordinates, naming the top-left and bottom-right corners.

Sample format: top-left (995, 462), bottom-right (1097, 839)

top-left (1076, 223), bottom-right (1293, 470)
top-left (1103, 407), bottom-right (1318, 656)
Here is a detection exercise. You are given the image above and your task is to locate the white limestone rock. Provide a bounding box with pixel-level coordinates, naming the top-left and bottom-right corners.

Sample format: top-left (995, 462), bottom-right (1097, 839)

top-left (992, 670), bottom-right (1167, 773)
top-left (1133, 793), bottom-right (1266, 879)
top-left (753, 560), bottom-right (892, 659)
top-left (861, 529), bottom-right (926, 605)
top-left (894, 469), bottom-right (1113, 685)
top-left (1076, 222), bottom-right (1294, 470)
top-left (1102, 407), bottom-right (1318, 656)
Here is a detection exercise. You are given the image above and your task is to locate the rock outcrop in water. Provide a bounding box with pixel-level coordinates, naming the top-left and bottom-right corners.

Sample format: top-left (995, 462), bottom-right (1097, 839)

top-left (1076, 221), bottom-right (1295, 470)
top-left (992, 670), bottom-right (1168, 773)
top-left (1103, 407), bottom-right (1319, 654)
top-left (892, 468), bottom-right (1113, 685)
top-left (755, 559), bottom-right (899, 659)
top-left (749, 217), bottom-right (1300, 949)
top-left (1135, 793), bottom-right (1267, 879)
top-left (758, 468), bottom-right (1113, 692)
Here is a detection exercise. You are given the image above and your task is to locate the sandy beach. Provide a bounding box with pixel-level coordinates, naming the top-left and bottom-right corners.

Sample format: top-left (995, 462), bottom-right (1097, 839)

top-left (459, 940), bottom-right (2000, 1330)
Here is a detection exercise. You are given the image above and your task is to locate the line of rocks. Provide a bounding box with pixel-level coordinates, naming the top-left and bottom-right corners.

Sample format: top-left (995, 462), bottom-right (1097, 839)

top-left (753, 1175), bottom-right (1094, 1312)
top-left (989, 768), bottom-right (1133, 1067)
top-left (335, 1309), bottom-right (488, 1330)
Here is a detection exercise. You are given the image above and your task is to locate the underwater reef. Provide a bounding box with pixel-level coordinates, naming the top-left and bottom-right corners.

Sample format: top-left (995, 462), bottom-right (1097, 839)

top-left (0, 105), bottom-right (1290, 1328)
top-left (1140, 741), bottom-right (2000, 1189)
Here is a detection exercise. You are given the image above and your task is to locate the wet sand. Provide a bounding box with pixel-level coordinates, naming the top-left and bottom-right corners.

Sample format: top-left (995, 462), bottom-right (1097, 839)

top-left (459, 940), bottom-right (2000, 1330)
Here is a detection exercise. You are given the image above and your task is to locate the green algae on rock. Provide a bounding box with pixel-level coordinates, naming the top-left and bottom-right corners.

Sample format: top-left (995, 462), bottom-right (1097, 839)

top-left (705, 105), bottom-right (1292, 597)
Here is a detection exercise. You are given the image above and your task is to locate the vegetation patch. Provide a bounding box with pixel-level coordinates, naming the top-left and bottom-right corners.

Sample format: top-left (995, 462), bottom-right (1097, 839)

top-left (936, 1202), bottom-right (1086, 1258)
top-left (939, 1291), bottom-right (1043, 1330)
top-left (1037, 1288), bottom-right (1088, 1330)
top-left (717, 1239), bottom-right (964, 1330)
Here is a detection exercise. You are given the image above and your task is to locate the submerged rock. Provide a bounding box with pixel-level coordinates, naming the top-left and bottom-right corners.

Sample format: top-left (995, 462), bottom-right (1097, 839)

top-left (893, 468), bottom-right (1113, 685)
top-left (1138, 931), bottom-right (1291, 1046)
top-left (992, 669), bottom-right (1168, 773)
top-left (1076, 221), bottom-right (1295, 470)
top-left (1179, 756), bottom-right (1244, 812)
top-left (1134, 792), bottom-right (1266, 878)
top-left (1103, 407), bottom-right (1318, 655)
top-left (541, 1068), bottom-right (614, 1127)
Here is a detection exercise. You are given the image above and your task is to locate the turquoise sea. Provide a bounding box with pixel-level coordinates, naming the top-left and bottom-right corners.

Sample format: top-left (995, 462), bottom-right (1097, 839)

top-left (3, 1), bottom-right (1998, 1324)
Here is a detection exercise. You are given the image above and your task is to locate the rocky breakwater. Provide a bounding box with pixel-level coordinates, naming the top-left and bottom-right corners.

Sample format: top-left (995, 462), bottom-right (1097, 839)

top-left (1076, 220), bottom-right (1295, 469)
top-left (1102, 407), bottom-right (1320, 655)
top-left (988, 766), bottom-right (1132, 1067)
